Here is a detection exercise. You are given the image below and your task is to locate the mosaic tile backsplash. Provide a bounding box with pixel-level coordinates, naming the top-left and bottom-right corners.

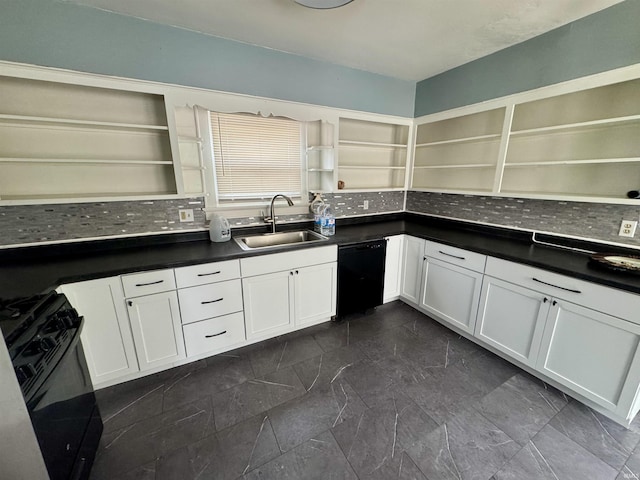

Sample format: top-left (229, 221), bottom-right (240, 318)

top-left (0, 192), bottom-right (404, 247)
top-left (407, 191), bottom-right (640, 248)
top-left (3, 190), bottom-right (638, 248)
top-left (0, 198), bottom-right (207, 247)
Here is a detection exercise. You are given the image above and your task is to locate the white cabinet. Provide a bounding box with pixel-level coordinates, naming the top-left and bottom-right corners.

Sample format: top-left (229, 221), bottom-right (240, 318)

top-left (175, 259), bottom-right (245, 358)
top-left (294, 262), bottom-right (338, 327)
top-left (475, 276), bottom-right (549, 367)
top-left (476, 256), bottom-right (640, 423)
top-left (537, 300), bottom-right (640, 415)
top-left (242, 270), bottom-right (292, 339)
top-left (383, 235), bottom-right (403, 303)
top-left (400, 235), bottom-right (425, 305)
top-left (126, 290), bottom-right (186, 371)
top-left (241, 246), bottom-right (337, 341)
top-left (419, 241), bottom-right (486, 335)
top-left (58, 277), bottom-right (138, 387)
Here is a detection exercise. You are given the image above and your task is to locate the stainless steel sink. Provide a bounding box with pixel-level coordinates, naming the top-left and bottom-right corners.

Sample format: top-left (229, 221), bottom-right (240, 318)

top-left (234, 230), bottom-right (328, 251)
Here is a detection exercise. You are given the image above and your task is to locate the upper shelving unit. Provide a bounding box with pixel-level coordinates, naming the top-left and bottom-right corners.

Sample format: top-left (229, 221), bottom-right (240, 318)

top-left (502, 78), bottom-right (640, 198)
top-left (0, 76), bottom-right (177, 203)
top-left (305, 120), bottom-right (335, 193)
top-left (412, 108), bottom-right (505, 192)
top-left (411, 75), bottom-right (640, 202)
top-left (338, 118), bottom-right (409, 191)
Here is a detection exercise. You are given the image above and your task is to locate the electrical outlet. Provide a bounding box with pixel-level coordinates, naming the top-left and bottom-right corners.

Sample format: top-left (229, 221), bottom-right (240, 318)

top-left (179, 209), bottom-right (194, 222)
top-left (363, 200), bottom-right (369, 210)
top-left (619, 219), bottom-right (637, 237)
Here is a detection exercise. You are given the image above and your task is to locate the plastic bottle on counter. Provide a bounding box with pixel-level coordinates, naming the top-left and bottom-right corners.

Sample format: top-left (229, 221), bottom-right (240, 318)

top-left (310, 194), bottom-right (326, 233)
top-left (320, 205), bottom-right (335, 236)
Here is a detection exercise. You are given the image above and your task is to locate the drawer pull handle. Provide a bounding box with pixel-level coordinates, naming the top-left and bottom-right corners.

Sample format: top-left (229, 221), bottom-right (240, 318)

top-left (205, 331), bottom-right (227, 338)
top-left (135, 280), bottom-right (164, 287)
top-left (532, 278), bottom-right (582, 294)
top-left (202, 298), bottom-right (224, 304)
top-left (438, 250), bottom-right (465, 260)
top-left (197, 271), bottom-right (221, 277)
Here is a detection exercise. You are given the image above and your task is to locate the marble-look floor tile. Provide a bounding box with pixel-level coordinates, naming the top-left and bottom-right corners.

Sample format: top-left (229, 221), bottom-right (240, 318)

top-left (91, 397), bottom-right (214, 479)
top-left (406, 407), bottom-right (520, 480)
top-left (156, 414), bottom-right (281, 480)
top-left (356, 324), bottom-right (425, 362)
top-left (163, 352), bottom-right (255, 411)
top-left (476, 373), bottom-right (568, 445)
top-left (617, 441), bottom-right (640, 480)
top-left (339, 357), bottom-right (398, 408)
top-left (493, 425), bottom-right (618, 480)
top-left (269, 379), bottom-right (368, 452)
top-left (549, 400), bottom-right (640, 470)
top-left (243, 430), bottom-right (358, 480)
top-left (292, 344), bottom-right (364, 392)
top-left (211, 366), bottom-right (306, 430)
top-left (456, 350), bottom-right (520, 395)
top-left (401, 364), bottom-right (484, 425)
top-left (106, 461), bottom-right (155, 480)
top-left (96, 360), bottom-right (207, 433)
top-left (249, 334), bottom-right (325, 377)
top-left (332, 394), bottom-right (437, 480)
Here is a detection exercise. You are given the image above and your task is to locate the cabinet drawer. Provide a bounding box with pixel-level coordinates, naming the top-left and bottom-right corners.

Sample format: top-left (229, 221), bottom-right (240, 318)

top-left (424, 240), bottom-right (486, 272)
top-left (121, 269), bottom-right (176, 298)
top-left (485, 257), bottom-right (640, 321)
top-left (174, 260), bottom-right (240, 289)
top-left (183, 312), bottom-right (246, 358)
top-left (178, 279), bottom-right (243, 324)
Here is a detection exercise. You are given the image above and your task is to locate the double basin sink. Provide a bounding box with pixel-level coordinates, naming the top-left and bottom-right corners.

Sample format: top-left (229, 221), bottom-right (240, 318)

top-left (234, 230), bottom-right (328, 251)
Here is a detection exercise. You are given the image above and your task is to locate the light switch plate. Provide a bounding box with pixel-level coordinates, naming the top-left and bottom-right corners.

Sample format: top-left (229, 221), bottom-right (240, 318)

top-left (619, 219), bottom-right (637, 237)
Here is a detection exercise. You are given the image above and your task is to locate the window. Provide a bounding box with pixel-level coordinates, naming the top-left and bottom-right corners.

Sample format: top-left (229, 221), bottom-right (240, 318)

top-left (209, 112), bottom-right (303, 205)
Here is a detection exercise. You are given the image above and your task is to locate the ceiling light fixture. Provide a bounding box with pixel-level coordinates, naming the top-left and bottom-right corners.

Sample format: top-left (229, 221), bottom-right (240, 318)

top-left (294, 0), bottom-right (354, 9)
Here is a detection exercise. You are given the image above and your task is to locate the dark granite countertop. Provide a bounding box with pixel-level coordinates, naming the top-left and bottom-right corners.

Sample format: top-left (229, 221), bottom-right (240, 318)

top-left (1, 213), bottom-right (640, 300)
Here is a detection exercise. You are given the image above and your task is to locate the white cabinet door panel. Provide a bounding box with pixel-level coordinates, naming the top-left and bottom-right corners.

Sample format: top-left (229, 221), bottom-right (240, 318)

top-left (537, 300), bottom-right (640, 413)
top-left (243, 271), bottom-right (292, 340)
top-left (127, 291), bottom-right (185, 371)
top-left (400, 236), bottom-right (425, 305)
top-left (60, 278), bottom-right (138, 385)
top-left (420, 257), bottom-right (482, 334)
top-left (294, 262), bottom-right (337, 327)
top-left (475, 276), bottom-right (549, 367)
top-left (383, 235), bottom-right (403, 303)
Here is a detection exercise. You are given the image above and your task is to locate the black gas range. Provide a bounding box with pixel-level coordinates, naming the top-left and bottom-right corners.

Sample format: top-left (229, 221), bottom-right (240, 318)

top-left (0, 291), bottom-right (102, 480)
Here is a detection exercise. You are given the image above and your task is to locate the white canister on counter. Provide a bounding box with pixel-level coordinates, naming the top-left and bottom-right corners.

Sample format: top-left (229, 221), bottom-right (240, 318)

top-left (209, 214), bottom-right (231, 242)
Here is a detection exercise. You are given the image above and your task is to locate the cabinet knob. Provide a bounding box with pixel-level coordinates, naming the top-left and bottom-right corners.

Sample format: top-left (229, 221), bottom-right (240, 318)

top-left (290, 271), bottom-right (294, 276)
top-left (295, 270), bottom-right (299, 275)
top-left (552, 300), bottom-right (558, 306)
top-left (127, 300), bottom-right (133, 307)
top-left (543, 297), bottom-right (548, 303)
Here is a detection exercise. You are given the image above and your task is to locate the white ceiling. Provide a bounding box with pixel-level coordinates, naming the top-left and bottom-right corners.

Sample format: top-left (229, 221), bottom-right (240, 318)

top-left (64, 0), bottom-right (624, 81)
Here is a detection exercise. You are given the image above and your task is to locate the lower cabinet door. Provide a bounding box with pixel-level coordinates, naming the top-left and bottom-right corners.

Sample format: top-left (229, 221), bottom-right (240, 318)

top-left (400, 236), bottom-right (426, 305)
top-left (383, 235), bottom-right (404, 303)
top-left (242, 270), bottom-right (293, 340)
top-left (419, 257), bottom-right (482, 334)
top-left (474, 277), bottom-right (549, 367)
top-left (183, 312), bottom-right (246, 358)
top-left (126, 291), bottom-right (186, 371)
top-left (294, 262), bottom-right (337, 327)
top-left (537, 300), bottom-right (640, 414)
top-left (60, 277), bottom-right (139, 385)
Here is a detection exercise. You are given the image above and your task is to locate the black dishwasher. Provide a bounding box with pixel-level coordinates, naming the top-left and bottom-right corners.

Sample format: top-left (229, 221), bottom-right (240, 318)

top-left (337, 239), bottom-right (386, 318)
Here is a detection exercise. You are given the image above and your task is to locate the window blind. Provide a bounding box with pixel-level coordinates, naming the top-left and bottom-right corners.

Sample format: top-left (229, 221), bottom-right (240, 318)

top-left (209, 112), bottom-right (302, 203)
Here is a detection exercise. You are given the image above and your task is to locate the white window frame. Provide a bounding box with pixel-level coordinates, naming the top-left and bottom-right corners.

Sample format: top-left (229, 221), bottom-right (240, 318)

top-left (198, 108), bottom-right (308, 212)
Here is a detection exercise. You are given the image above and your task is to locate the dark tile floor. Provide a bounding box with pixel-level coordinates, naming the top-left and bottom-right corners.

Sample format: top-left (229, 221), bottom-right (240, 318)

top-left (90, 301), bottom-right (640, 480)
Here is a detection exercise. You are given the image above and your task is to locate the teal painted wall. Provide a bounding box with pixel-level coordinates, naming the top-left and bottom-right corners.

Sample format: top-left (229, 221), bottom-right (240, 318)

top-left (0, 0), bottom-right (415, 117)
top-left (414, 0), bottom-right (640, 117)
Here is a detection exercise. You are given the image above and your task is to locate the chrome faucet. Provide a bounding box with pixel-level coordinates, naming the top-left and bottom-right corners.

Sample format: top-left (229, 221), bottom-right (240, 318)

top-left (265, 194), bottom-right (294, 233)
